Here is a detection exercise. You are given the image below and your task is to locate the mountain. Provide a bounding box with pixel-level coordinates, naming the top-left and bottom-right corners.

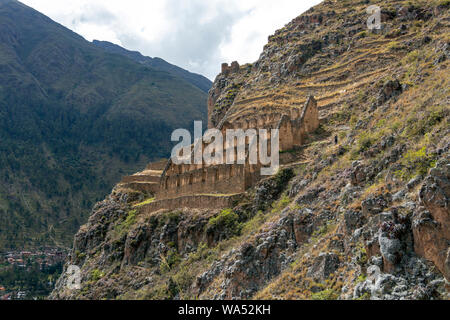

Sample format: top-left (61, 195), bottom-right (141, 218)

top-left (92, 40), bottom-right (212, 93)
top-left (0, 0), bottom-right (208, 250)
top-left (51, 0), bottom-right (449, 300)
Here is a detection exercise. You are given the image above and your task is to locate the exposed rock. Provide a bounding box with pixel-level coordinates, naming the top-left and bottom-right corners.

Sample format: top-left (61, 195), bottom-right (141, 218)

top-left (254, 168), bottom-right (295, 211)
top-left (306, 252), bottom-right (340, 281)
top-left (361, 194), bottom-right (391, 216)
top-left (413, 159), bottom-right (450, 280)
top-left (376, 79), bottom-right (403, 106)
top-left (289, 178), bottom-right (311, 197)
top-left (350, 161), bottom-right (366, 185)
top-left (379, 232), bottom-right (402, 272)
top-left (407, 176), bottom-right (423, 191)
top-left (344, 211), bottom-right (364, 234)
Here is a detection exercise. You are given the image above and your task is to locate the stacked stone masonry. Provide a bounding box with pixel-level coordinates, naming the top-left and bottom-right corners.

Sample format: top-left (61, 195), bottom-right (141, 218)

top-left (155, 95), bottom-right (319, 201)
top-left (121, 64), bottom-right (319, 212)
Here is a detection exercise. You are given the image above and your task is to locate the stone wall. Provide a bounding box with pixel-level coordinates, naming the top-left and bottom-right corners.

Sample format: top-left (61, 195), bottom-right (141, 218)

top-left (221, 61), bottom-right (240, 77)
top-left (157, 164), bottom-right (247, 199)
top-left (145, 159), bottom-right (167, 171)
top-left (121, 175), bottom-right (160, 183)
top-left (141, 194), bottom-right (241, 214)
top-left (156, 95), bottom-right (319, 203)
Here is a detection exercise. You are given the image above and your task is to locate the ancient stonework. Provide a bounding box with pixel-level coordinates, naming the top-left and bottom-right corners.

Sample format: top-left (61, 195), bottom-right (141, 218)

top-left (151, 94), bottom-right (319, 209)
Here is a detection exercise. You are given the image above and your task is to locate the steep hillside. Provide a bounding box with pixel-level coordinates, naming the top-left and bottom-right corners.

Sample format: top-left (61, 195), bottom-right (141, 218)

top-left (0, 0), bottom-right (207, 250)
top-left (92, 40), bottom-right (212, 93)
top-left (52, 0), bottom-right (449, 300)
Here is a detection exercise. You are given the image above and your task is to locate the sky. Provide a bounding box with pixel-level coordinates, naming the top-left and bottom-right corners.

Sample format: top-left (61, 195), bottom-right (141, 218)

top-left (21, 0), bottom-right (322, 80)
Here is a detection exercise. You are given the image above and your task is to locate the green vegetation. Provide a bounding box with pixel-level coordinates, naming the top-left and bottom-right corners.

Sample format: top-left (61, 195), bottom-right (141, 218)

top-left (403, 106), bottom-right (446, 138)
top-left (133, 198), bottom-right (155, 208)
top-left (355, 292), bottom-right (371, 300)
top-left (0, 1), bottom-right (208, 250)
top-left (356, 31), bottom-right (367, 38)
top-left (357, 274), bottom-right (367, 283)
top-left (0, 262), bottom-right (63, 299)
top-left (93, 41), bottom-right (211, 93)
top-left (91, 269), bottom-right (105, 281)
top-left (160, 246), bottom-right (181, 274)
top-left (114, 210), bottom-right (137, 238)
top-left (274, 168), bottom-right (295, 187)
top-left (386, 41), bottom-right (402, 51)
top-left (395, 146), bottom-right (437, 180)
top-left (271, 194), bottom-right (291, 213)
top-left (206, 209), bottom-right (242, 237)
top-left (310, 289), bottom-right (339, 300)
top-left (162, 211), bottom-right (183, 227)
top-left (241, 211), bottom-right (268, 236)
top-left (215, 82), bottom-right (242, 111)
top-left (310, 222), bottom-right (337, 243)
top-left (356, 245), bottom-right (368, 266)
top-left (355, 132), bottom-right (377, 154)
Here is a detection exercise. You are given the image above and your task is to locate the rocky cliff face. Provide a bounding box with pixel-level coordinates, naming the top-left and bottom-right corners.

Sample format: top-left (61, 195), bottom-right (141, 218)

top-left (52, 0), bottom-right (449, 300)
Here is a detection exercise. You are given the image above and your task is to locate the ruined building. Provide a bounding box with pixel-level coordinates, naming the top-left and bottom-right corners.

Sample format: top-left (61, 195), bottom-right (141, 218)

top-left (120, 63), bottom-right (320, 212)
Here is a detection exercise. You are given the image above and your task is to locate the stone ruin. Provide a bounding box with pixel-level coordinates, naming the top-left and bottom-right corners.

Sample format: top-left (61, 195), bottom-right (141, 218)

top-left (120, 95), bottom-right (320, 213)
top-left (221, 61), bottom-right (240, 77)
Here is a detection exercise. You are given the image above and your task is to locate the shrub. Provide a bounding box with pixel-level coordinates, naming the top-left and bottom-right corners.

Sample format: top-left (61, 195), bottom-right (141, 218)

top-left (310, 289), bottom-right (339, 300)
top-left (356, 132), bottom-right (376, 153)
top-left (355, 292), bottom-right (371, 300)
top-left (404, 107), bottom-right (446, 138)
top-left (188, 242), bottom-right (209, 262)
top-left (357, 274), bottom-right (367, 283)
top-left (427, 107), bottom-right (445, 127)
top-left (402, 50), bottom-right (420, 65)
top-left (173, 266), bottom-right (195, 293)
top-left (160, 247), bottom-right (181, 274)
top-left (396, 146), bottom-right (436, 180)
top-left (357, 31), bottom-right (367, 38)
top-left (206, 209), bottom-right (242, 238)
top-left (91, 269), bottom-right (105, 281)
top-left (271, 194), bottom-right (291, 213)
top-left (159, 211), bottom-right (183, 228)
top-left (114, 209), bottom-right (137, 237)
top-left (356, 246), bottom-right (368, 266)
top-left (274, 168), bottom-right (295, 189)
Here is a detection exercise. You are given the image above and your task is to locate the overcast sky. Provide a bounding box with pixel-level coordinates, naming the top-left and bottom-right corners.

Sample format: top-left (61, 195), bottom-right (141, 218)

top-left (21, 0), bottom-right (322, 80)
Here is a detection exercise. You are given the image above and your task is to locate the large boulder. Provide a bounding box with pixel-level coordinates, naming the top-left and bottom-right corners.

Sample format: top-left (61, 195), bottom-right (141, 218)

top-left (376, 79), bottom-right (403, 106)
top-left (413, 159), bottom-right (450, 280)
top-left (306, 252), bottom-right (340, 281)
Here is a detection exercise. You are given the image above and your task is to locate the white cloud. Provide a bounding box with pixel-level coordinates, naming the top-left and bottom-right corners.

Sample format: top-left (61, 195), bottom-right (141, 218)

top-left (20, 0), bottom-right (322, 79)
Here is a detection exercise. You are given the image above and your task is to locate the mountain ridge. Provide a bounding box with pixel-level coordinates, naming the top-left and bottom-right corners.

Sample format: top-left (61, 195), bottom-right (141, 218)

top-left (92, 40), bottom-right (212, 93)
top-left (0, 0), bottom-right (208, 250)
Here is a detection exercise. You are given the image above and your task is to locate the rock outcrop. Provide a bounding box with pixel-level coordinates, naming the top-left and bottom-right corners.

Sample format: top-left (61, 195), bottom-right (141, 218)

top-left (413, 159), bottom-right (450, 281)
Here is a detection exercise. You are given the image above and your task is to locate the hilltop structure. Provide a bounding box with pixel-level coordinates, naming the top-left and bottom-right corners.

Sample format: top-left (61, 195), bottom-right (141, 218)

top-left (119, 64), bottom-right (320, 212)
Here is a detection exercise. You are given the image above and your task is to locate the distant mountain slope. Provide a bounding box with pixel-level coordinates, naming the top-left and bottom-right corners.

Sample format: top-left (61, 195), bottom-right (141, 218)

top-left (0, 0), bottom-right (207, 249)
top-left (92, 40), bottom-right (212, 93)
